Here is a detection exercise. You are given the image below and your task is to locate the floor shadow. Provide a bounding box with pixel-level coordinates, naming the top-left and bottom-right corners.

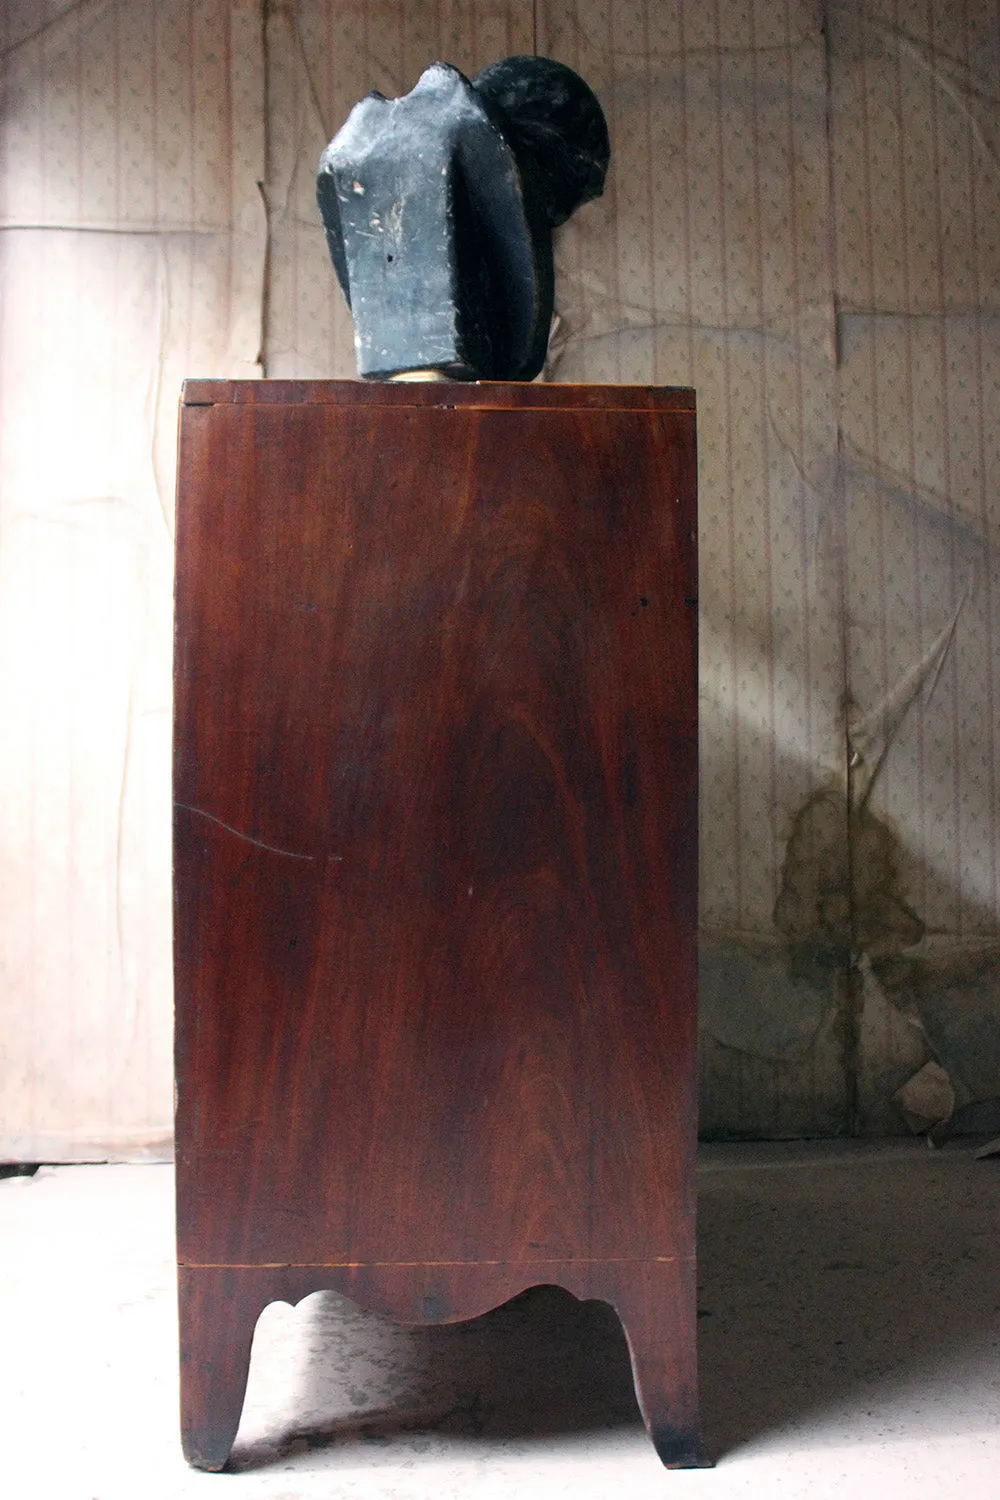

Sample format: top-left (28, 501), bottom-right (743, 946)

top-left (229, 1284), bottom-right (644, 1471)
top-left (697, 1144), bottom-right (1000, 1457)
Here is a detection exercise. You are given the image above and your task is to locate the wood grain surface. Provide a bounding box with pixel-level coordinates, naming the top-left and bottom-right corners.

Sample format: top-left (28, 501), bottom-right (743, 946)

top-left (181, 378), bottom-right (696, 410)
top-left (173, 381), bottom-right (703, 1468)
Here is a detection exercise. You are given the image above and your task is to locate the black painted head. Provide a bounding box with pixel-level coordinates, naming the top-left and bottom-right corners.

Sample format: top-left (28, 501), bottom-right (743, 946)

top-left (472, 56), bottom-right (610, 228)
top-left (317, 56), bottom-right (609, 381)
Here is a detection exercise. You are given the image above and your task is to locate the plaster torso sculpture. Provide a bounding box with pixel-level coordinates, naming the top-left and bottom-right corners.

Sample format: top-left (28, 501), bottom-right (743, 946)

top-left (316, 56), bottom-right (610, 381)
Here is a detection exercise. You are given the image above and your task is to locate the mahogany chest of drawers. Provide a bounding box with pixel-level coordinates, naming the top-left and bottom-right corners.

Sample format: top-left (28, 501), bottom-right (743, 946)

top-left (173, 380), bottom-right (703, 1470)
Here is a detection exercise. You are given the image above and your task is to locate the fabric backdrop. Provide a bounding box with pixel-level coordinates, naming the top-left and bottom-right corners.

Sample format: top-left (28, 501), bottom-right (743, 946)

top-left (1, 0), bottom-right (997, 1155)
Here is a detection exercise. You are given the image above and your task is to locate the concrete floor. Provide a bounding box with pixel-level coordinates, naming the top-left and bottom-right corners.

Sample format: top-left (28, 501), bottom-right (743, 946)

top-left (2, 1143), bottom-right (997, 1500)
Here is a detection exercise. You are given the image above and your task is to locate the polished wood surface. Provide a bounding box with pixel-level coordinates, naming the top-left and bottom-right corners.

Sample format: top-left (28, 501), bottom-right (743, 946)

top-left (181, 378), bottom-right (695, 410)
top-left (173, 380), bottom-right (703, 1470)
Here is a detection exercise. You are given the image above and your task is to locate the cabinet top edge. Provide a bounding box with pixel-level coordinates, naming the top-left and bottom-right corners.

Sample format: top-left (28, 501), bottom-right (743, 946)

top-left (181, 379), bottom-right (696, 413)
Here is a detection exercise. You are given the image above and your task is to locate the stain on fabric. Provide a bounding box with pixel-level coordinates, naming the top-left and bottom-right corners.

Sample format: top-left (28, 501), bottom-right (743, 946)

top-left (774, 784), bottom-right (924, 971)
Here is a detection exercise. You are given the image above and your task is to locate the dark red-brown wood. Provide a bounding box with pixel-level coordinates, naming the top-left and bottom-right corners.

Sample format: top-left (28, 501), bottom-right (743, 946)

top-left (173, 379), bottom-right (705, 1471)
